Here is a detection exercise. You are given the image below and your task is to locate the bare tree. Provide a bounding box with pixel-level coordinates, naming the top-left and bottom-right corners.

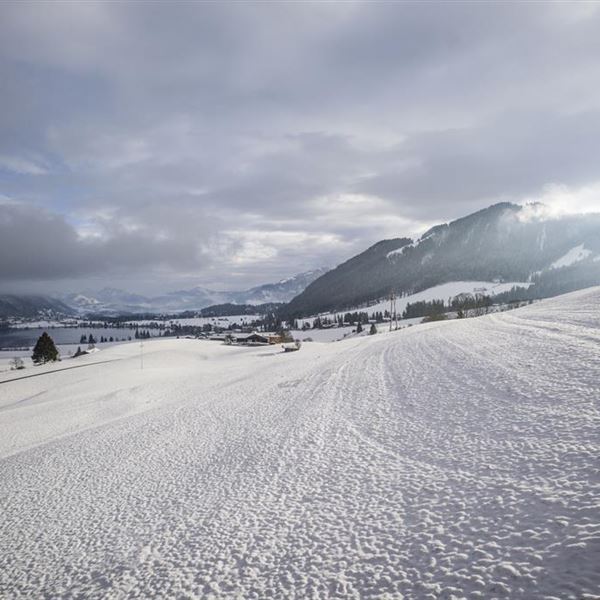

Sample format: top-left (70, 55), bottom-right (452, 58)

top-left (10, 357), bottom-right (25, 370)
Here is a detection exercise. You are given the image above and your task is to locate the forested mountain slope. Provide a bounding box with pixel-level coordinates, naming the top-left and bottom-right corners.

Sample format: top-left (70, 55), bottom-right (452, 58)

top-left (0, 295), bottom-right (73, 319)
top-left (285, 203), bottom-right (600, 316)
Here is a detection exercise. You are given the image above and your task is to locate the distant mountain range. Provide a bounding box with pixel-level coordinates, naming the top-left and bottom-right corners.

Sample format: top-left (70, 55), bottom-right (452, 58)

top-left (284, 203), bottom-right (600, 317)
top-left (59, 268), bottom-right (329, 316)
top-left (5, 203), bottom-right (600, 321)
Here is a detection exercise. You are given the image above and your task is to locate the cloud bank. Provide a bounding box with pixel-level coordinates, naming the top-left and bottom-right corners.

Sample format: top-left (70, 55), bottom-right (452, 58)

top-left (1, 2), bottom-right (600, 293)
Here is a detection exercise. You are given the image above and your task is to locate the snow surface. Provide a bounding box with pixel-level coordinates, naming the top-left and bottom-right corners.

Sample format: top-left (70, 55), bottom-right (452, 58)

top-left (550, 244), bottom-right (592, 269)
top-left (1, 287), bottom-right (599, 599)
top-left (291, 325), bottom-right (357, 343)
top-left (386, 246), bottom-right (409, 259)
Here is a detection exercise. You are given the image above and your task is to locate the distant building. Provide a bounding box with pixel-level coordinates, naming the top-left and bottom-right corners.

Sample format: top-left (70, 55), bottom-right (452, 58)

top-left (209, 333), bottom-right (228, 341)
top-left (244, 333), bottom-right (271, 345)
top-left (213, 331), bottom-right (284, 345)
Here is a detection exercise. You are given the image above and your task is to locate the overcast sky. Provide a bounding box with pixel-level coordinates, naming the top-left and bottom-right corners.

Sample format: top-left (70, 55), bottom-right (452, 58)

top-left (2, 1), bottom-right (600, 295)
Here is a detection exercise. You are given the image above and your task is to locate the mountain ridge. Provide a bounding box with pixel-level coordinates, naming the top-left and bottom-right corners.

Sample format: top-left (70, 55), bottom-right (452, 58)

top-left (284, 203), bottom-right (600, 317)
top-left (0, 295), bottom-right (74, 320)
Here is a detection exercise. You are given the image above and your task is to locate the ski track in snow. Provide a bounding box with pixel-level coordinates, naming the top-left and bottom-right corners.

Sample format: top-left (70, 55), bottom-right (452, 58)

top-left (1, 288), bottom-right (599, 599)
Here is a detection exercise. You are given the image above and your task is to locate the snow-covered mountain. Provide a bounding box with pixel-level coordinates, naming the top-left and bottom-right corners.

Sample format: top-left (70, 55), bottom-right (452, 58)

top-left (0, 295), bottom-right (74, 319)
top-left (230, 269), bottom-right (330, 305)
top-left (285, 203), bottom-right (600, 317)
top-left (63, 288), bottom-right (152, 314)
top-left (63, 268), bottom-right (329, 315)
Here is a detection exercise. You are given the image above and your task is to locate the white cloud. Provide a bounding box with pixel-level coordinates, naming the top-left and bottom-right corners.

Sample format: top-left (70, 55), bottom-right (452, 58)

top-left (519, 182), bottom-right (600, 221)
top-left (0, 155), bottom-right (48, 175)
top-left (223, 229), bottom-right (344, 266)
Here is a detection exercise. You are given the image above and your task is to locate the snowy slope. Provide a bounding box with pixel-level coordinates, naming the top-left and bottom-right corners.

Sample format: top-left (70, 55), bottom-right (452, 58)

top-left (361, 279), bottom-right (529, 315)
top-left (1, 288), bottom-right (599, 598)
top-left (549, 244), bottom-right (592, 269)
top-left (298, 280), bottom-right (530, 325)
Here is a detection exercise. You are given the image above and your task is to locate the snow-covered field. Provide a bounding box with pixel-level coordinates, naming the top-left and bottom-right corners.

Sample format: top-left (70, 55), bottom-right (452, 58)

top-left (297, 280), bottom-right (530, 326)
top-left (1, 288), bottom-right (599, 599)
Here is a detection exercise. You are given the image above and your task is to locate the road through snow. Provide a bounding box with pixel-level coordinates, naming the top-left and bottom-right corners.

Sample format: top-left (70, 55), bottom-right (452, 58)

top-left (1, 288), bottom-right (599, 599)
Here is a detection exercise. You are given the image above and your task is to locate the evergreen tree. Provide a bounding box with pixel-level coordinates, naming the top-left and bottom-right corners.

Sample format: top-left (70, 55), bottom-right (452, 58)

top-left (32, 332), bottom-right (59, 364)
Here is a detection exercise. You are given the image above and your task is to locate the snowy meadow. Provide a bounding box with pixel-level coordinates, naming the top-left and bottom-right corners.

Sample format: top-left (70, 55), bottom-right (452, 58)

top-left (0, 288), bottom-right (599, 599)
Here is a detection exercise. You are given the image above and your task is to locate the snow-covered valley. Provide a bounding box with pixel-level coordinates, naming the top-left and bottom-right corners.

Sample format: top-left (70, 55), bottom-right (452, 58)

top-left (1, 288), bottom-right (599, 599)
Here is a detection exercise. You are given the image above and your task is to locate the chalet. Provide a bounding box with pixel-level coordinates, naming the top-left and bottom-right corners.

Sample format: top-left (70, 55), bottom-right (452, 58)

top-left (244, 333), bottom-right (270, 345)
top-left (212, 331), bottom-right (285, 345)
top-left (239, 331), bottom-right (285, 345)
top-left (224, 331), bottom-right (270, 345)
top-left (209, 333), bottom-right (228, 341)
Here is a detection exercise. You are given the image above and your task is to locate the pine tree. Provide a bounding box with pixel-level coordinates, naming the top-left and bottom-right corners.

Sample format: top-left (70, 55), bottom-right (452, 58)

top-left (31, 332), bottom-right (59, 364)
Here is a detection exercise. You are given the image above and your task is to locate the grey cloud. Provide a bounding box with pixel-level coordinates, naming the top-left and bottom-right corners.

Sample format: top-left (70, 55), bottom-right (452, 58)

top-left (2, 2), bottom-right (600, 292)
top-left (358, 110), bottom-right (600, 220)
top-left (0, 203), bottom-right (208, 282)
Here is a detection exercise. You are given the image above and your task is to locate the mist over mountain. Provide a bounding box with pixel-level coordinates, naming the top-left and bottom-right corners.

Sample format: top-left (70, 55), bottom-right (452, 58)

top-left (284, 203), bottom-right (600, 317)
top-left (227, 269), bottom-right (330, 305)
top-left (61, 268), bottom-right (329, 316)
